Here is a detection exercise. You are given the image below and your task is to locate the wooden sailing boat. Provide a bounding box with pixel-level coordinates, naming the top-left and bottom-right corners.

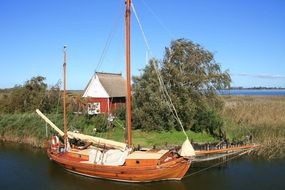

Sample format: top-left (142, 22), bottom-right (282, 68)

top-left (36, 0), bottom-right (195, 182)
top-left (36, 0), bottom-right (258, 182)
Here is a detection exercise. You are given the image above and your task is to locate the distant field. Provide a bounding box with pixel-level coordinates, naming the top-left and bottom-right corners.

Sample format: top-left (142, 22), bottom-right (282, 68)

top-left (67, 90), bottom-right (84, 95)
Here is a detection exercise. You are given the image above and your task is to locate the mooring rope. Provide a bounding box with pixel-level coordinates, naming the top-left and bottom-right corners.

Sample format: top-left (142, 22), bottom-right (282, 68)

top-left (184, 149), bottom-right (253, 178)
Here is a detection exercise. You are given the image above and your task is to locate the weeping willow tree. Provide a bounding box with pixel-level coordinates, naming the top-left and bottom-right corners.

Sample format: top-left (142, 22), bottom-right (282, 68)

top-left (132, 39), bottom-right (231, 136)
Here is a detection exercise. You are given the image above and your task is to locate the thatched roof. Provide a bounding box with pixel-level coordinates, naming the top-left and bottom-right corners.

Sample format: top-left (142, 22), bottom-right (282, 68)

top-left (97, 72), bottom-right (126, 97)
top-left (83, 72), bottom-right (126, 98)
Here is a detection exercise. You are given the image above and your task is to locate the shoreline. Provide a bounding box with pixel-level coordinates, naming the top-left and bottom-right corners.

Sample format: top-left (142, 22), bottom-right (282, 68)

top-left (0, 135), bottom-right (46, 148)
top-left (1, 130), bottom-right (284, 160)
top-left (0, 96), bottom-right (284, 159)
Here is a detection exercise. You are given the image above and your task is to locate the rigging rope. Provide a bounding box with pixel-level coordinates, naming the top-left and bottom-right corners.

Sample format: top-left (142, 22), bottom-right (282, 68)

top-left (94, 30), bottom-right (114, 72)
top-left (56, 79), bottom-right (62, 116)
top-left (94, 10), bottom-right (123, 73)
top-left (140, 0), bottom-right (174, 39)
top-left (131, 2), bottom-right (188, 139)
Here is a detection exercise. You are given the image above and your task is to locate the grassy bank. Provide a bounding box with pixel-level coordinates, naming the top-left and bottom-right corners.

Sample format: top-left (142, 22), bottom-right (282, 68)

top-left (100, 128), bottom-right (216, 147)
top-left (222, 96), bottom-right (285, 159)
top-left (0, 113), bottom-right (47, 147)
top-left (0, 113), bottom-right (215, 148)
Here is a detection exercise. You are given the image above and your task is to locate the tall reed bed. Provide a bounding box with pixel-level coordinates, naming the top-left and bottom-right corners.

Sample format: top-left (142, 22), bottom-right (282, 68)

top-left (222, 96), bottom-right (285, 158)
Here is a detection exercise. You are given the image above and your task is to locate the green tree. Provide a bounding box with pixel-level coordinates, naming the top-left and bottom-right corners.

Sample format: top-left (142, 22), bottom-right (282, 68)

top-left (132, 39), bottom-right (231, 135)
top-left (132, 62), bottom-right (175, 131)
top-left (22, 76), bottom-right (47, 111)
top-left (41, 81), bottom-right (62, 113)
top-left (5, 85), bottom-right (26, 113)
top-left (0, 76), bottom-right (61, 113)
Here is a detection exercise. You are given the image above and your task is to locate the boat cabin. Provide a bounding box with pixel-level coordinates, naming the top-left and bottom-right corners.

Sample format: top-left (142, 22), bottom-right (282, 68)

top-left (82, 72), bottom-right (126, 115)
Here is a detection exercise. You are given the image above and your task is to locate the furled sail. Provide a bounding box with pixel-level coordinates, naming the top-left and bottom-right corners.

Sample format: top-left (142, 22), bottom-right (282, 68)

top-left (67, 131), bottom-right (127, 150)
top-left (36, 109), bottom-right (127, 150)
top-left (179, 138), bottom-right (196, 157)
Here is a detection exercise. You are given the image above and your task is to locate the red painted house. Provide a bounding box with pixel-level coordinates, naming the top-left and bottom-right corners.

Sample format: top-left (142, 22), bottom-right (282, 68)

top-left (82, 72), bottom-right (126, 115)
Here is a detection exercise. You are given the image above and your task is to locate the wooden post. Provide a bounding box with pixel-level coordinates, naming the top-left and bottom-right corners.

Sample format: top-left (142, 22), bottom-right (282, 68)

top-left (125, 0), bottom-right (132, 147)
top-left (63, 45), bottom-right (68, 149)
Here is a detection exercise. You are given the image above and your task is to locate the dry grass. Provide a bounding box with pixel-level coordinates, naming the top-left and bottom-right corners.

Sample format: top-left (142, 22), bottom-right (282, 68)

top-left (0, 134), bottom-right (46, 148)
top-left (223, 96), bottom-right (285, 127)
top-left (222, 96), bottom-right (285, 158)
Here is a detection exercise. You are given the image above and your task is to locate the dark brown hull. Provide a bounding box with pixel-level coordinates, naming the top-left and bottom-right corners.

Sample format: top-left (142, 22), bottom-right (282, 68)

top-left (48, 149), bottom-right (191, 182)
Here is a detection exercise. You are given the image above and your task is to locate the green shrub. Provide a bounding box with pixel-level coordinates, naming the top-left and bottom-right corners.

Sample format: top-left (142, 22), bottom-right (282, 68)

top-left (192, 107), bottom-right (224, 136)
top-left (113, 105), bottom-right (126, 121)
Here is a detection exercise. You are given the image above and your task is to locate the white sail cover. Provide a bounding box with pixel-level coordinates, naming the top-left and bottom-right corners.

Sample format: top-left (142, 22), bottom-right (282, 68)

top-left (178, 138), bottom-right (195, 157)
top-left (102, 149), bottom-right (129, 166)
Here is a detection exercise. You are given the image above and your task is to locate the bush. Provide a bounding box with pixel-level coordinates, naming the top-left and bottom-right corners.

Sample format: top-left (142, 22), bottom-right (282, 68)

top-left (114, 105), bottom-right (126, 121)
top-left (192, 107), bottom-right (224, 136)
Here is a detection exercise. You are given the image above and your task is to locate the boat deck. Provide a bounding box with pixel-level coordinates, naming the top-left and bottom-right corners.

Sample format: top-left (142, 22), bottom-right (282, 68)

top-left (126, 150), bottom-right (169, 160)
top-left (68, 148), bottom-right (91, 156)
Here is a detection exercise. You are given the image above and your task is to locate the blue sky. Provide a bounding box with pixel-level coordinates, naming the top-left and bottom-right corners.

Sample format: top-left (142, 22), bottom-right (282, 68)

top-left (0, 0), bottom-right (284, 89)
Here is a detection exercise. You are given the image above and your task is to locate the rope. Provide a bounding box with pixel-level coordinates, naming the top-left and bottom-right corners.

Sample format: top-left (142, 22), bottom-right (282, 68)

top-left (193, 150), bottom-right (242, 162)
top-left (131, 2), bottom-right (151, 52)
top-left (45, 122), bottom-right (48, 138)
top-left (95, 28), bottom-right (115, 72)
top-left (56, 79), bottom-right (62, 116)
top-left (140, 0), bottom-right (174, 39)
top-left (94, 9), bottom-right (123, 73)
top-left (131, 2), bottom-right (188, 139)
top-left (184, 149), bottom-right (252, 178)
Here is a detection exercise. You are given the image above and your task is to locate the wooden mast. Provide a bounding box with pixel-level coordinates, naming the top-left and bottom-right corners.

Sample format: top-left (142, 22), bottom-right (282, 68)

top-left (125, 0), bottom-right (132, 147)
top-left (63, 45), bottom-right (68, 149)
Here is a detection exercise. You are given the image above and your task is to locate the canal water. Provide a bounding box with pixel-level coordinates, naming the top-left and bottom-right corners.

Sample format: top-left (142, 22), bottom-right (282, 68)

top-left (0, 142), bottom-right (284, 190)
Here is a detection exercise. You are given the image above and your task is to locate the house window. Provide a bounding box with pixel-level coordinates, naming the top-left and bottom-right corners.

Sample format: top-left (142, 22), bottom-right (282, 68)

top-left (88, 102), bottom-right (100, 115)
